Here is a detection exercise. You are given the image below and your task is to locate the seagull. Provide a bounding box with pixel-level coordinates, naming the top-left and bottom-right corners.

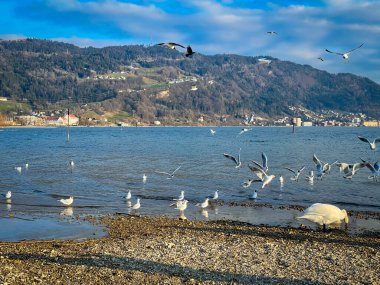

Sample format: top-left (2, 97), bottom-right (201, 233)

top-left (196, 198), bottom-right (209, 209)
top-left (156, 42), bottom-right (185, 50)
top-left (343, 162), bottom-right (366, 180)
top-left (155, 164), bottom-right (182, 179)
top-left (248, 189), bottom-right (258, 200)
top-left (25, 162), bottom-right (29, 169)
top-left (285, 166), bottom-right (306, 181)
top-left (336, 162), bottom-right (353, 174)
top-left (248, 165), bottom-right (275, 188)
top-left (125, 190), bottom-right (132, 200)
top-left (210, 129), bottom-right (216, 135)
top-left (143, 174), bottom-right (147, 183)
top-left (185, 45), bottom-right (195, 57)
top-left (173, 191), bottom-right (185, 201)
top-left (317, 57), bottom-right (324, 61)
top-left (357, 136), bottom-right (380, 150)
top-left (2, 191), bottom-right (11, 199)
top-left (210, 190), bottom-right (219, 200)
top-left (15, 166), bottom-right (22, 173)
top-left (323, 161), bottom-right (338, 175)
top-left (131, 198), bottom-right (141, 210)
top-left (306, 170), bottom-right (314, 182)
top-left (361, 160), bottom-right (380, 181)
top-left (325, 43), bottom-right (364, 60)
top-left (313, 154), bottom-right (328, 179)
top-left (174, 199), bottom-right (188, 211)
top-left (242, 178), bottom-right (261, 188)
top-left (251, 152), bottom-right (269, 172)
top-left (238, 128), bottom-right (251, 136)
top-left (223, 149), bottom-right (241, 168)
top-left (68, 160), bottom-right (74, 172)
top-left (267, 31), bottom-right (278, 35)
top-left (58, 196), bottom-right (74, 206)
top-left (296, 203), bottom-right (349, 231)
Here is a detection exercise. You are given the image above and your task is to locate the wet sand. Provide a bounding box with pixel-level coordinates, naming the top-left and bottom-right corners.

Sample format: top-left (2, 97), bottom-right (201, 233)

top-left (0, 215), bottom-right (379, 284)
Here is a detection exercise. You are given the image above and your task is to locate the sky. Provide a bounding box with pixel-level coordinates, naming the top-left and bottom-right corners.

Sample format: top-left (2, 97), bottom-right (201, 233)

top-left (0, 0), bottom-right (379, 83)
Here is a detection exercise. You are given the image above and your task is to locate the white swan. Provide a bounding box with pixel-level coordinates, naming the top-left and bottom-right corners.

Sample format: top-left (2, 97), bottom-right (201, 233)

top-left (297, 203), bottom-right (348, 230)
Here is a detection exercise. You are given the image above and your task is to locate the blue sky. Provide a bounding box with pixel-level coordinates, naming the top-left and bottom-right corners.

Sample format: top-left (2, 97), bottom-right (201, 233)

top-left (0, 0), bottom-right (379, 83)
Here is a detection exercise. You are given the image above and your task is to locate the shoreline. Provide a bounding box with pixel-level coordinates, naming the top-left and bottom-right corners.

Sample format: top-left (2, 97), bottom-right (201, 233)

top-left (0, 215), bottom-right (379, 284)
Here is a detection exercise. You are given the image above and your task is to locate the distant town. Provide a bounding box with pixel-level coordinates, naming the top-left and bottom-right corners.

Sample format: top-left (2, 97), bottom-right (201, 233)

top-left (0, 96), bottom-right (379, 127)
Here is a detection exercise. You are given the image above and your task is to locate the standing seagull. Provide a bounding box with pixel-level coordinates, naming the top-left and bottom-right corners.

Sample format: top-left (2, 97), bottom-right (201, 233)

top-left (248, 189), bottom-right (258, 200)
top-left (143, 174), bottom-right (147, 184)
top-left (285, 166), bottom-right (306, 181)
top-left (185, 46), bottom-right (195, 57)
top-left (174, 200), bottom-right (188, 212)
top-left (223, 149), bottom-right (242, 168)
top-left (131, 198), bottom-right (141, 210)
top-left (58, 196), bottom-right (74, 206)
top-left (325, 43), bottom-right (364, 60)
top-left (357, 136), bottom-right (380, 151)
top-left (196, 198), bottom-right (209, 209)
top-left (125, 190), bottom-right (132, 200)
top-left (210, 190), bottom-right (219, 200)
top-left (2, 191), bottom-right (12, 199)
top-left (155, 164), bottom-right (182, 179)
top-left (248, 165), bottom-right (275, 188)
top-left (156, 42), bottom-right (185, 50)
top-left (173, 191), bottom-right (185, 201)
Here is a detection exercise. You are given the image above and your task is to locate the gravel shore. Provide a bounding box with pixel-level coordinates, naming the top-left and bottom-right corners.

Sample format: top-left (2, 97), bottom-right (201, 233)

top-left (0, 215), bottom-right (379, 284)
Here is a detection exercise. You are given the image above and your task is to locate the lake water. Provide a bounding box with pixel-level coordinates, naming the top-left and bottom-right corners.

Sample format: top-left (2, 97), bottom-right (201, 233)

top-left (0, 126), bottom-right (379, 237)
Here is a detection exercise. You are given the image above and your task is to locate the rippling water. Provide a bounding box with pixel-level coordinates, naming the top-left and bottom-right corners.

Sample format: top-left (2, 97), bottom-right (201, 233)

top-left (0, 126), bottom-right (379, 221)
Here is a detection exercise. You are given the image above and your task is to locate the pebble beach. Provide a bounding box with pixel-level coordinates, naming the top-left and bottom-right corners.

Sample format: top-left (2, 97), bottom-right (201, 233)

top-left (0, 215), bottom-right (379, 285)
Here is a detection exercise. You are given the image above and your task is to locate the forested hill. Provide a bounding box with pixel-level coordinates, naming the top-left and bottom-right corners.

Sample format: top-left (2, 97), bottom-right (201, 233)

top-left (1, 38), bottom-right (379, 120)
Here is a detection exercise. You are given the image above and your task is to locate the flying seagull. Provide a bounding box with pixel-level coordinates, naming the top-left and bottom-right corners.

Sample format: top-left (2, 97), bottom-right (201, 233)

top-left (248, 165), bottom-right (275, 188)
top-left (223, 148), bottom-right (242, 168)
top-left (285, 166), bottom-right (306, 182)
top-left (156, 42), bottom-right (185, 50)
top-left (343, 162), bottom-right (366, 180)
top-left (317, 57), bottom-right (324, 61)
top-left (210, 129), bottom-right (216, 135)
top-left (357, 136), bottom-right (380, 150)
top-left (267, 31), bottom-right (278, 35)
top-left (238, 128), bottom-right (251, 136)
top-left (325, 43), bottom-right (364, 60)
top-left (185, 46), bottom-right (195, 57)
top-left (242, 178), bottom-right (261, 188)
top-left (155, 164), bottom-right (182, 179)
top-left (361, 159), bottom-right (380, 181)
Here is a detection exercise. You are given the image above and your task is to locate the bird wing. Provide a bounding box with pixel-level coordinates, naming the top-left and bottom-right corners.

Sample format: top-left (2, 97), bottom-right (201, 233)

top-left (313, 154), bottom-right (322, 165)
top-left (358, 136), bottom-right (370, 144)
top-left (251, 160), bottom-right (264, 170)
top-left (364, 162), bottom-right (376, 172)
top-left (155, 171), bottom-right (171, 176)
top-left (374, 138), bottom-right (380, 143)
top-left (171, 165), bottom-right (182, 175)
top-left (353, 162), bottom-right (366, 172)
top-left (262, 152), bottom-right (268, 170)
top-left (224, 153), bottom-right (238, 165)
top-left (284, 167), bottom-right (296, 174)
top-left (374, 162), bottom-right (380, 171)
top-left (248, 165), bottom-right (266, 180)
top-left (346, 43), bottom-right (364, 54)
top-left (168, 42), bottom-right (185, 48)
top-left (325, 49), bottom-right (344, 56)
top-left (299, 166), bottom-right (306, 173)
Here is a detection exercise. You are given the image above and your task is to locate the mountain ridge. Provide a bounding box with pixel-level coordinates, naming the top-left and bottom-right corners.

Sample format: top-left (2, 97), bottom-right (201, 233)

top-left (0, 38), bottom-right (379, 123)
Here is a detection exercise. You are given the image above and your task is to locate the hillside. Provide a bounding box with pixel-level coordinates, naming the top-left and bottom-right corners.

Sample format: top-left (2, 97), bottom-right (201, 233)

top-left (0, 38), bottom-right (379, 123)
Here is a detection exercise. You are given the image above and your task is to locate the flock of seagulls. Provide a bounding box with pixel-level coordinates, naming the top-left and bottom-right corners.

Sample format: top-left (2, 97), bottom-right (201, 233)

top-left (1, 129), bottom-right (378, 230)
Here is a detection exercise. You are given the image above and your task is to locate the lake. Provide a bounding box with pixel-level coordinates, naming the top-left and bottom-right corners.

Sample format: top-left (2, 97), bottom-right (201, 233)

top-left (0, 126), bottom-right (379, 237)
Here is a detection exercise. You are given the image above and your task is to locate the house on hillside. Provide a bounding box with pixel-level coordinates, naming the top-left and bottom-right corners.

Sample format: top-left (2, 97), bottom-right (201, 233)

top-left (44, 116), bottom-right (60, 126)
top-left (57, 114), bottom-right (79, 126)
